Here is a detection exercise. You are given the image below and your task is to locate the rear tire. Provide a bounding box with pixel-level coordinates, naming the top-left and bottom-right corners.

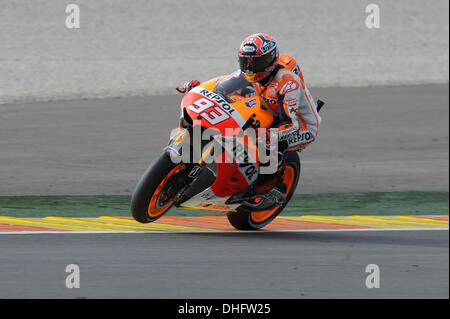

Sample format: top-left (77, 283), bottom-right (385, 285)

top-left (227, 151), bottom-right (301, 230)
top-left (131, 153), bottom-right (184, 223)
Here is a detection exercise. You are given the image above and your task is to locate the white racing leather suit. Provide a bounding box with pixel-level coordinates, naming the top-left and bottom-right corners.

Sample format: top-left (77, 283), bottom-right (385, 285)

top-left (254, 54), bottom-right (322, 151)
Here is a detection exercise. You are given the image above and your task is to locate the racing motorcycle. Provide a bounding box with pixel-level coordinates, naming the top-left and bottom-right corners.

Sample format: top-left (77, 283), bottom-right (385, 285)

top-left (131, 72), bottom-right (323, 230)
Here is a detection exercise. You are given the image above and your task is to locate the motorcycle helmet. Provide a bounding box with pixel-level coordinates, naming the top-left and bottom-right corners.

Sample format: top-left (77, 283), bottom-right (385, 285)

top-left (238, 33), bottom-right (279, 83)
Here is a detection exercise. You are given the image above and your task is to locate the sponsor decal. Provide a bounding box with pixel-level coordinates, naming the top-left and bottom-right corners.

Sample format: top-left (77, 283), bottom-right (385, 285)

top-left (286, 131), bottom-right (313, 146)
top-left (246, 36), bottom-right (256, 44)
top-left (188, 165), bottom-right (202, 178)
top-left (245, 99), bottom-right (257, 108)
top-left (289, 107), bottom-right (298, 114)
top-left (279, 125), bottom-right (297, 138)
top-left (280, 81), bottom-right (298, 95)
top-left (262, 95), bottom-right (278, 105)
top-left (239, 162), bottom-right (258, 182)
top-left (199, 188), bottom-right (216, 200)
top-left (233, 144), bottom-right (258, 184)
top-left (232, 142), bottom-right (250, 164)
top-left (224, 140), bottom-right (258, 183)
top-left (286, 99), bottom-right (297, 107)
top-left (261, 41), bottom-right (275, 54)
top-left (243, 113), bottom-right (261, 129)
top-left (242, 45), bottom-right (256, 54)
top-left (258, 35), bottom-right (276, 54)
top-left (197, 89), bottom-right (235, 115)
top-left (198, 203), bottom-right (230, 210)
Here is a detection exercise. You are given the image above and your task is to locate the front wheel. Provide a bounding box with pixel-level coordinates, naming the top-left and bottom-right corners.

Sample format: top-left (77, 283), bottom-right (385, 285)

top-left (131, 153), bottom-right (186, 223)
top-left (227, 151), bottom-right (301, 230)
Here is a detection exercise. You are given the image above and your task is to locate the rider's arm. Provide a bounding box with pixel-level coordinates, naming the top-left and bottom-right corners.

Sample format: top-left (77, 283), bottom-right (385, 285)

top-left (276, 74), bottom-right (321, 151)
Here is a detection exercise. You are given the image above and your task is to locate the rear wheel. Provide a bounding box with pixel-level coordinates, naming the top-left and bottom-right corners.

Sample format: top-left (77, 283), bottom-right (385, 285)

top-left (131, 153), bottom-right (186, 223)
top-left (227, 151), bottom-right (300, 230)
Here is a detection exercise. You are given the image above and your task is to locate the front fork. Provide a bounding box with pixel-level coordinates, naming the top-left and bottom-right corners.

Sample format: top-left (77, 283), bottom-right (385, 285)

top-left (164, 128), bottom-right (215, 166)
top-left (164, 128), bottom-right (216, 204)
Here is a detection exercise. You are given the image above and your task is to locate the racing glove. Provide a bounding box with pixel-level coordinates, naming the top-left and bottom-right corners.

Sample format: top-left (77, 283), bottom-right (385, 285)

top-left (176, 80), bottom-right (200, 93)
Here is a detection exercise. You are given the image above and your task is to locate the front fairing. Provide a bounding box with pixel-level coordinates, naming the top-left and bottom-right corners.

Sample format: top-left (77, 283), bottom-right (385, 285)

top-left (180, 71), bottom-right (274, 133)
top-left (173, 72), bottom-right (276, 212)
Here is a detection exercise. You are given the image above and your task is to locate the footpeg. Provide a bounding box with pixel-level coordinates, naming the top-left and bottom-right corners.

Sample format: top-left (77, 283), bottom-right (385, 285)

top-left (262, 188), bottom-right (286, 206)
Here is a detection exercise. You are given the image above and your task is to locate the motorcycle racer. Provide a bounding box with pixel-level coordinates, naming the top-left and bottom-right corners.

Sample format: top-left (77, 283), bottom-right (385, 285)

top-left (238, 33), bottom-right (321, 152)
top-left (177, 33), bottom-right (322, 194)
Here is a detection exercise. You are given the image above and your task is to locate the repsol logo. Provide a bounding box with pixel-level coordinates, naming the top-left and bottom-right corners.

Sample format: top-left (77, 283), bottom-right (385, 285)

top-left (240, 162), bottom-right (257, 181)
top-left (233, 143), bottom-right (257, 181)
top-left (262, 95), bottom-right (278, 105)
top-left (198, 89), bottom-right (235, 115)
top-left (287, 131), bottom-right (313, 146)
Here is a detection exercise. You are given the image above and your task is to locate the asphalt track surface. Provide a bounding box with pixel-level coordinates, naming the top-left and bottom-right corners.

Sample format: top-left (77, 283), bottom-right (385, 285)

top-left (0, 84), bottom-right (448, 195)
top-left (0, 230), bottom-right (448, 298)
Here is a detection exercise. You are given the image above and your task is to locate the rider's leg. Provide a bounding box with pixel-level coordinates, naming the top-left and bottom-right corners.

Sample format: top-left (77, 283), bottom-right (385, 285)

top-left (253, 151), bottom-right (287, 194)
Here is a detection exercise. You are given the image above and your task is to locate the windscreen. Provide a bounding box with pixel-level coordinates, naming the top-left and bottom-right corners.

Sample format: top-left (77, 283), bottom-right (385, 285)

top-left (213, 70), bottom-right (257, 103)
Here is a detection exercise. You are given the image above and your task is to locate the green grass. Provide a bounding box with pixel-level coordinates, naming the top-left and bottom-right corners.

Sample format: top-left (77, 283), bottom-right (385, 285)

top-left (0, 192), bottom-right (447, 218)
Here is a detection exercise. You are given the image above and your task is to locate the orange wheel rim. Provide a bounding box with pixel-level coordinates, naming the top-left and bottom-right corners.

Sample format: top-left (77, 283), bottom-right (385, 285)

top-left (251, 165), bottom-right (296, 223)
top-left (148, 163), bottom-right (185, 218)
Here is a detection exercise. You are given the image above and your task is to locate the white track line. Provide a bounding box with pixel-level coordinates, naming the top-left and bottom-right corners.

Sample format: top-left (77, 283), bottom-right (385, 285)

top-left (0, 227), bottom-right (448, 235)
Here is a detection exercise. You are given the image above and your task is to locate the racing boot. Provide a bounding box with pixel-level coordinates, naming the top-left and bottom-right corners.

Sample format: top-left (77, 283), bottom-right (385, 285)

top-left (253, 152), bottom-right (287, 194)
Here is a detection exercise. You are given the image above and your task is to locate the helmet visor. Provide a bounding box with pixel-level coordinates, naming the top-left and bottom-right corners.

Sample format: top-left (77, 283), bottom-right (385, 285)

top-left (239, 51), bottom-right (277, 73)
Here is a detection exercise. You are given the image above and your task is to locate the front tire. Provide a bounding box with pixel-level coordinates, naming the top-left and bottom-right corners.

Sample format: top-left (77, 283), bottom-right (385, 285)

top-left (227, 151), bottom-right (301, 230)
top-left (131, 153), bottom-right (185, 223)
